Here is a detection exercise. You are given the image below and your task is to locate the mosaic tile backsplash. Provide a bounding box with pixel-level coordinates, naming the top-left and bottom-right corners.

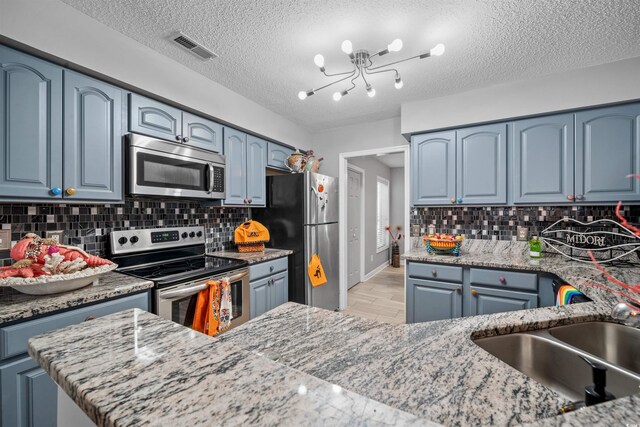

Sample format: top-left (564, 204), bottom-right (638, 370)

top-left (0, 198), bottom-right (249, 266)
top-left (410, 205), bottom-right (640, 240)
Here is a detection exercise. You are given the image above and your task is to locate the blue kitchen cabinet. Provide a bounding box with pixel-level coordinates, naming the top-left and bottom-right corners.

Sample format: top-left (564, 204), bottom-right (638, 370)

top-left (182, 111), bottom-right (223, 153)
top-left (250, 277), bottom-right (271, 319)
top-left (129, 93), bottom-right (182, 142)
top-left (0, 45), bottom-right (63, 199)
top-left (270, 270), bottom-right (289, 309)
top-left (246, 135), bottom-right (267, 207)
top-left (456, 123), bottom-right (507, 204)
top-left (267, 141), bottom-right (294, 170)
top-left (223, 127), bottom-right (248, 205)
top-left (512, 114), bottom-right (575, 204)
top-left (575, 104), bottom-right (640, 202)
top-left (406, 278), bottom-right (462, 323)
top-left (467, 286), bottom-right (538, 316)
top-left (63, 71), bottom-right (123, 201)
top-left (411, 131), bottom-right (456, 205)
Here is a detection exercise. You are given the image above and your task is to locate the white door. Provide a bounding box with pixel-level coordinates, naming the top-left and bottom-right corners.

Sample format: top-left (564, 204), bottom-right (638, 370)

top-left (347, 168), bottom-right (362, 289)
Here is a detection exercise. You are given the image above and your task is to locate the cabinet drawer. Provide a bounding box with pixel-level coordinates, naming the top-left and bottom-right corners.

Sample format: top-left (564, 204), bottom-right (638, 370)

top-left (0, 292), bottom-right (149, 360)
top-left (407, 262), bottom-right (463, 283)
top-left (249, 257), bottom-right (288, 282)
top-left (469, 268), bottom-right (537, 292)
top-left (468, 286), bottom-right (538, 316)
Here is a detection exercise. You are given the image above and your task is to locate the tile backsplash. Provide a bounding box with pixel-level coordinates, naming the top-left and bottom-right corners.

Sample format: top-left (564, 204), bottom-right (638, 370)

top-left (410, 205), bottom-right (640, 240)
top-left (0, 198), bottom-right (249, 266)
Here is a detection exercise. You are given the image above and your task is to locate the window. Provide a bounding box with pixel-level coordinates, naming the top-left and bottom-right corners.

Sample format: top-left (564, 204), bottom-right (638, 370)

top-left (376, 176), bottom-right (390, 252)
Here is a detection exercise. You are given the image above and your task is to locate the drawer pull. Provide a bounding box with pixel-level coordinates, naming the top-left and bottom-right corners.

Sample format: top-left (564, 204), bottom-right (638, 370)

top-left (456, 288), bottom-right (461, 294)
top-left (431, 270), bottom-right (437, 277)
top-left (499, 277), bottom-right (506, 284)
top-left (270, 266), bottom-right (275, 272)
top-left (84, 315), bottom-right (95, 322)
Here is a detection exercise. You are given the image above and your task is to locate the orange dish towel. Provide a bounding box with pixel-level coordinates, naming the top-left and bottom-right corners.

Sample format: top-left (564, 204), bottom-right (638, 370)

top-left (192, 279), bottom-right (232, 336)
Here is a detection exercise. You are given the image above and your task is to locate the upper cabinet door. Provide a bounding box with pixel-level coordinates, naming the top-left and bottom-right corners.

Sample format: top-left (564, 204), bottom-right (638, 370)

top-left (63, 71), bottom-right (123, 201)
top-left (223, 127), bottom-right (247, 205)
top-left (0, 45), bottom-right (63, 199)
top-left (246, 135), bottom-right (267, 206)
top-left (512, 114), bottom-right (574, 204)
top-left (267, 141), bottom-right (294, 170)
top-left (576, 104), bottom-right (640, 203)
top-left (182, 112), bottom-right (222, 153)
top-left (129, 94), bottom-right (182, 141)
top-left (411, 131), bottom-right (456, 205)
top-left (456, 123), bottom-right (507, 204)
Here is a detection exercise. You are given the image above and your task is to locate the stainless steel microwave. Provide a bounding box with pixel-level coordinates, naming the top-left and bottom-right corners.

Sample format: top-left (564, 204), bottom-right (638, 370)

top-left (127, 133), bottom-right (225, 199)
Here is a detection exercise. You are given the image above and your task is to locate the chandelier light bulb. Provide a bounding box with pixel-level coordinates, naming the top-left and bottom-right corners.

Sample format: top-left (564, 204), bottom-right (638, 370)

top-left (341, 40), bottom-right (353, 55)
top-left (298, 91), bottom-right (307, 100)
top-left (395, 77), bottom-right (403, 89)
top-left (388, 39), bottom-right (403, 52)
top-left (314, 54), bottom-right (325, 68)
top-left (366, 86), bottom-right (376, 98)
top-left (333, 91), bottom-right (342, 101)
top-left (430, 43), bottom-right (445, 56)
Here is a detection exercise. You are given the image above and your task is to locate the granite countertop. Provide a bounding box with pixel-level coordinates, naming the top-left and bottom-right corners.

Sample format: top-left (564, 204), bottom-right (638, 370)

top-left (28, 309), bottom-right (433, 427)
top-left (0, 272), bottom-right (153, 325)
top-left (209, 247), bottom-right (293, 264)
top-left (26, 240), bottom-right (640, 426)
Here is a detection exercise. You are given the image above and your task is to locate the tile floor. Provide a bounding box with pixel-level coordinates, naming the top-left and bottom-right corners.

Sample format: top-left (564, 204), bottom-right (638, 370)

top-left (342, 265), bottom-right (405, 324)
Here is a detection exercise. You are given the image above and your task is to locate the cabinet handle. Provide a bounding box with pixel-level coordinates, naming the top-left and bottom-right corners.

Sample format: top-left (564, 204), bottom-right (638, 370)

top-left (66, 187), bottom-right (77, 196)
top-left (248, 198), bottom-right (253, 204)
top-left (450, 198), bottom-right (456, 204)
top-left (84, 315), bottom-right (95, 322)
top-left (567, 195), bottom-right (574, 201)
top-left (182, 137), bottom-right (190, 143)
top-left (499, 277), bottom-right (506, 284)
top-left (51, 187), bottom-right (62, 196)
top-left (270, 266), bottom-right (275, 272)
top-left (471, 289), bottom-right (478, 296)
top-left (431, 270), bottom-right (437, 277)
top-left (576, 194), bottom-right (584, 201)
top-left (457, 198), bottom-right (462, 203)
top-left (175, 135), bottom-right (182, 141)
top-left (456, 288), bottom-right (462, 294)
top-left (244, 198), bottom-right (249, 204)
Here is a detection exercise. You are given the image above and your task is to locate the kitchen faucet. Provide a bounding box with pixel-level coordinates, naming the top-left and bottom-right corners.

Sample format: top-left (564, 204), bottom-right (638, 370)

top-left (611, 302), bottom-right (640, 327)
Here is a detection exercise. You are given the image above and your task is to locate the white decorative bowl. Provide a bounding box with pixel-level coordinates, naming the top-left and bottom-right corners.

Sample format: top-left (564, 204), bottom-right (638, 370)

top-left (0, 264), bottom-right (118, 295)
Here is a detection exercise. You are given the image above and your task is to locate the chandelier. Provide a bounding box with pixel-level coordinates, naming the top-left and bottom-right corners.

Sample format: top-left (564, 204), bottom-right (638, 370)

top-left (298, 39), bottom-right (445, 101)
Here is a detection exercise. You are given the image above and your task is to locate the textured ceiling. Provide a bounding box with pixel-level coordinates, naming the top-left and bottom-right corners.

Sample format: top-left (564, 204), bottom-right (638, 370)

top-left (60, 0), bottom-right (640, 131)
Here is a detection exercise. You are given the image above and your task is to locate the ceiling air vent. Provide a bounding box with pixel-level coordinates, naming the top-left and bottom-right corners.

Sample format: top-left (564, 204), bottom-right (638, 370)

top-left (169, 31), bottom-right (218, 61)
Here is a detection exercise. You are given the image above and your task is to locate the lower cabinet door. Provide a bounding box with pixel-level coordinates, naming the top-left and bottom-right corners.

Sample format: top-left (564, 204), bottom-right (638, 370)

top-left (467, 286), bottom-right (538, 316)
top-left (0, 355), bottom-right (57, 427)
top-left (250, 278), bottom-right (270, 319)
top-left (406, 279), bottom-right (462, 323)
top-left (269, 271), bottom-right (289, 310)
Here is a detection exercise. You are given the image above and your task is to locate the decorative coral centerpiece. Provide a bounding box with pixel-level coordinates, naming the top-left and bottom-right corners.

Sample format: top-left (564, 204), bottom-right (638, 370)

top-left (0, 233), bottom-right (116, 295)
top-left (423, 233), bottom-right (464, 256)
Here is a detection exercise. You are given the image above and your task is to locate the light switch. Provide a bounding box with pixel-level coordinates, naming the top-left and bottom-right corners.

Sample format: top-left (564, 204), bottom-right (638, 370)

top-left (0, 230), bottom-right (10, 250)
top-left (517, 226), bottom-right (529, 241)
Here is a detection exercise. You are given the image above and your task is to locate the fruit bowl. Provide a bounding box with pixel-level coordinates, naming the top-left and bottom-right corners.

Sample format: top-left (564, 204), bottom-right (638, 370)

top-left (423, 234), bottom-right (464, 256)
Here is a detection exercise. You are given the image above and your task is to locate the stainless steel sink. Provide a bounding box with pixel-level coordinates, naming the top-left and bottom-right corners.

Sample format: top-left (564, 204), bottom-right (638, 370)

top-left (549, 322), bottom-right (640, 375)
top-left (474, 329), bottom-right (640, 401)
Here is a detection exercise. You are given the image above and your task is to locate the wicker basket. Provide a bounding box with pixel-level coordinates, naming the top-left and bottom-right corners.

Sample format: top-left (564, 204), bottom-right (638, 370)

top-left (237, 242), bottom-right (265, 253)
top-left (423, 236), bottom-right (463, 256)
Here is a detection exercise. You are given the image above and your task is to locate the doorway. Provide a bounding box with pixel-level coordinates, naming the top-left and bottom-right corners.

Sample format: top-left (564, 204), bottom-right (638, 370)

top-left (338, 145), bottom-right (410, 312)
top-left (347, 165), bottom-right (364, 289)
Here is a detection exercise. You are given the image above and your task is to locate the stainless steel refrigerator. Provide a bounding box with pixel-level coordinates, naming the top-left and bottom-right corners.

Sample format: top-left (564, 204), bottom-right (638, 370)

top-left (252, 172), bottom-right (339, 311)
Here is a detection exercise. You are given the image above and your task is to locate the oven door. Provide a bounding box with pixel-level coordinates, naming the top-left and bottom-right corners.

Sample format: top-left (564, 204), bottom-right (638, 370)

top-left (128, 135), bottom-right (225, 199)
top-left (156, 269), bottom-right (250, 331)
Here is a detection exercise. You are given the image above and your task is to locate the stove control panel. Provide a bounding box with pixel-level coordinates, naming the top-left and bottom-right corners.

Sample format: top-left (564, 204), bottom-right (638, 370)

top-left (110, 226), bottom-right (206, 255)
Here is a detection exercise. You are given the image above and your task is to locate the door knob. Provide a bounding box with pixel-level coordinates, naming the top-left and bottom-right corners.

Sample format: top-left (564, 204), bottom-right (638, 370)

top-left (499, 277), bottom-right (506, 284)
top-left (431, 270), bottom-right (437, 277)
top-left (456, 198), bottom-right (462, 203)
top-left (244, 198), bottom-right (248, 204)
top-left (576, 194), bottom-right (584, 201)
top-left (182, 137), bottom-right (190, 143)
top-left (51, 187), bottom-right (62, 196)
top-left (567, 195), bottom-right (574, 201)
top-left (471, 289), bottom-right (478, 296)
top-left (66, 187), bottom-right (77, 196)
top-left (175, 135), bottom-right (182, 141)
top-left (248, 198), bottom-right (253, 203)
top-left (450, 198), bottom-right (456, 204)
top-left (456, 288), bottom-right (462, 294)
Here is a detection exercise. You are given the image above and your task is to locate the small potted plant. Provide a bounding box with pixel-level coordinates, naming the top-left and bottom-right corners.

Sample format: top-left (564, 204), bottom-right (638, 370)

top-left (386, 226), bottom-right (403, 268)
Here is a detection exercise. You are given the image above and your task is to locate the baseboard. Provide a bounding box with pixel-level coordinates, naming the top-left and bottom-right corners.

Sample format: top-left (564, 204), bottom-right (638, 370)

top-left (362, 260), bottom-right (391, 281)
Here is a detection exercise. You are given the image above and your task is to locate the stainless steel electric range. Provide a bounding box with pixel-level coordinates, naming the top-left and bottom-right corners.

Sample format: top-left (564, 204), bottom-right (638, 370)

top-left (110, 226), bottom-right (250, 331)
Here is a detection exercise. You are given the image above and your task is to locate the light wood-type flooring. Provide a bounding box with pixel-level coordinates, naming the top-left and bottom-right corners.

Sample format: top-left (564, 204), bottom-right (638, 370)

top-left (342, 265), bottom-right (405, 324)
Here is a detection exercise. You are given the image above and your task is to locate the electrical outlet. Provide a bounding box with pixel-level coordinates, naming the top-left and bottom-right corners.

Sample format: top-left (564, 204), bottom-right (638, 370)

top-left (411, 224), bottom-right (420, 235)
top-left (45, 230), bottom-right (65, 243)
top-left (0, 229), bottom-right (10, 250)
top-left (517, 226), bottom-right (529, 241)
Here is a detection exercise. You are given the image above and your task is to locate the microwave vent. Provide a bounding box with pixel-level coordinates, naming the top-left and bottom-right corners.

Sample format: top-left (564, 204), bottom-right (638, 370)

top-left (170, 31), bottom-right (217, 61)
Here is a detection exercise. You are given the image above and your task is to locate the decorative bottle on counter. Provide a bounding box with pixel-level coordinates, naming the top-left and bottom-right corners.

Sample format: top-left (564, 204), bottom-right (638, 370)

top-left (529, 236), bottom-right (542, 258)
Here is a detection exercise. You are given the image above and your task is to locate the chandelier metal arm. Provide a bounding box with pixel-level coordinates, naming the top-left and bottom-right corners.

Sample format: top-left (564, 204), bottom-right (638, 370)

top-left (367, 54), bottom-right (425, 71)
top-left (345, 68), bottom-right (362, 92)
top-left (311, 70), bottom-right (357, 93)
top-left (364, 67), bottom-right (399, 78)
top-left (322, 67), bottom-right (356, 78)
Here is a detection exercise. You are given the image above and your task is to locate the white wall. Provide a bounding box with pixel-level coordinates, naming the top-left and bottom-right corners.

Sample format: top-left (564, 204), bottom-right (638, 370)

top-left (348, 157), bottom-right (391, 275)
top-left (402, 56), bottom-right (640, 135)
top-left (0, 0), bottom-right (310, 146)
top-left (389, 167), bottom-right (405, 256)
top-left (312, 117), bottom-right (407, 178)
